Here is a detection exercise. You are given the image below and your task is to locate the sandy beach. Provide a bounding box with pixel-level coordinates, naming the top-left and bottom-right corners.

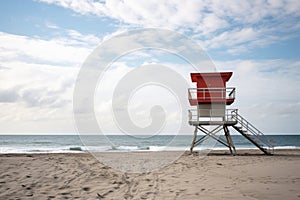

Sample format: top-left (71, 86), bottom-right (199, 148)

top-left (0, 149), bottom-right (299, 200)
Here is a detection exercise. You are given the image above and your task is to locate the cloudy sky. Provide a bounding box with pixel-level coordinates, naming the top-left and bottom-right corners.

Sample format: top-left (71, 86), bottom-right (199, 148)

top-left (0, 0), bottom-right (300, 134)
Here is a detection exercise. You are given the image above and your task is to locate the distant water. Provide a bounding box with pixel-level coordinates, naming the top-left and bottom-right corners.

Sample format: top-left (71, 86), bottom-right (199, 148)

top-left (0, 135), bottom-right (299, 154)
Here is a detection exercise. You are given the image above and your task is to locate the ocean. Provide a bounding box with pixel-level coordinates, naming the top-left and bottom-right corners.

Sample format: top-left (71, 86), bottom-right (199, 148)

top-left (0, 135), bottom-right (299, 154)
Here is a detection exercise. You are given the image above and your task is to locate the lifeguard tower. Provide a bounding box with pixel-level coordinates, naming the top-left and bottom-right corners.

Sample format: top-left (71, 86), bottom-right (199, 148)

top-left (188, 72), bottom-right (273, 155)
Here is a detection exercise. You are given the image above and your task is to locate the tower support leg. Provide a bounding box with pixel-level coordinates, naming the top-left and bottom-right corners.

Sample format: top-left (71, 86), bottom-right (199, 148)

top-left (223, 125), bottom-right (236, 155)
top-left (190, 126), bottom-right (198, 153)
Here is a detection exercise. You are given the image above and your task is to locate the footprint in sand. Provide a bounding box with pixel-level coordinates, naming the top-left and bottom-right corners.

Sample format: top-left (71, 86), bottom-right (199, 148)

top-left (82, 187), bottom-right (90, 191)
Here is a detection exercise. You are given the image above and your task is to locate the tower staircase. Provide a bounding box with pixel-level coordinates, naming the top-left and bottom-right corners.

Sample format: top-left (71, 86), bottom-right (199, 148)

top-left (231, 110), bottom-right (274, 155)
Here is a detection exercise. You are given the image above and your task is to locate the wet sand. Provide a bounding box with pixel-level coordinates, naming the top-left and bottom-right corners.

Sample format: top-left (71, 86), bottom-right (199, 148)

top-left (0, 149), bottom-right (299, 199)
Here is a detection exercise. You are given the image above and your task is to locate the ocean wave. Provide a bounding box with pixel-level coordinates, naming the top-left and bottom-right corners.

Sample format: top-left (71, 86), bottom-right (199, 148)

top-left (0, 145), bottom-right (299, 154)
top-left (274, 146), bottom-right (299, 149)
top-left (0, 146), bottom-right (85, 154)
top-left (69, 147), bottom-right (83, 151)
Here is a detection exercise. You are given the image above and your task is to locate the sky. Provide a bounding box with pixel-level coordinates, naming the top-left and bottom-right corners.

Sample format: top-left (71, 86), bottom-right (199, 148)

top-left (0, 0), bottom-right (300, 134)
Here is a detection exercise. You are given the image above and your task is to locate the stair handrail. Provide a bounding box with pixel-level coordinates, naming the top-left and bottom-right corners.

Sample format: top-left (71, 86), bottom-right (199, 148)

top-left (228, 87), bottom-right (235, 99)
top-left (231, 110), bottom-right (274, 149)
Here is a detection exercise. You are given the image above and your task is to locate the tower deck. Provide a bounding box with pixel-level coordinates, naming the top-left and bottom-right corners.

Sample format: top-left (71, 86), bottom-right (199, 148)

top-left (188, 109), bottom-right (238, 126)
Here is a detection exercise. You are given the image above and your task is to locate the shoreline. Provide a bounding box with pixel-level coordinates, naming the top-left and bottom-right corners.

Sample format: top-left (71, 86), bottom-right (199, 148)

top-left (1, 148), bottom-right (300, 155)
top-left (0, 149), bottom-right (299, 199)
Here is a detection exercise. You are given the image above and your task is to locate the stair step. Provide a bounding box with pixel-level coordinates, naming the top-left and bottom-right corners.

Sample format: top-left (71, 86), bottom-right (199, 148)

top-left (233, 113), bottom-right (274, 154)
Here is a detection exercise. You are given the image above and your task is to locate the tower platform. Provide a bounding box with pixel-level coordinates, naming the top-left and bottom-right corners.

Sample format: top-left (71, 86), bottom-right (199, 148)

top-left (188, 109), bottom-right (238, 126)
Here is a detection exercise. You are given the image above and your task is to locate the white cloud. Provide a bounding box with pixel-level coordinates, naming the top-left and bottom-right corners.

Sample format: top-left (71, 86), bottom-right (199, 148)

top-left (45, 22), bottom-right (60, 29)
top-left (105, 0), bottom-right (204, 29)
top-left (1, 1), bottom-right (299, 134)
top-left (92, 57), bottom-right (300, 134)
top-left (38, 0), bottom-right (300, 54)
top-left (198, 13), bottom-right (228, 36)
top-left (0, 27), bottom-right (208, 133)
top-left (0, 61), bottom-right (79, 133)
top-left (1, 45), bottom-right (299, 133)
top-left (93, 61), bottom-right (193, 134)
top-left (202, 27), bottom-right (260, 50)
top-left (0, 28), bottom-right (96, 133)
top-left (39, 0), bottom-right (107, 16)
top-left (0, 31), bottom-right (93, 66)
top-left (215, 59), bottom-right (300, 133)
top-left (66, 29), bottom-right (101, 46)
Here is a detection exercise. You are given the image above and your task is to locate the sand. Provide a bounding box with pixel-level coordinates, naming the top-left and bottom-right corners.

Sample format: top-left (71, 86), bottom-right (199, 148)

top-left (0, 149), bottom-right (299, 200)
